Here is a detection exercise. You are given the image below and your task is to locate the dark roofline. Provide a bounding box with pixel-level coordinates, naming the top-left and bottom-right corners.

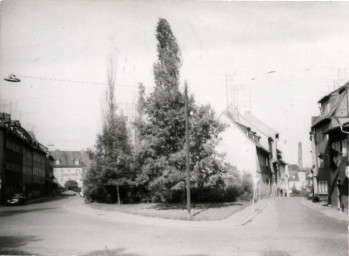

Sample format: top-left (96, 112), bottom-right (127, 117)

top-left (312, 89), bottom-right (347, 128)
top-left (279, 159), bottom-right (287, 165)
top-left (318, 81), bottom-right (349, 103)
top-left (311, 116), bottom-right (331, 129)
top-left (0, 120), bottom-right (48, 155)
top-left (256, 144), bottom-right (269, 155)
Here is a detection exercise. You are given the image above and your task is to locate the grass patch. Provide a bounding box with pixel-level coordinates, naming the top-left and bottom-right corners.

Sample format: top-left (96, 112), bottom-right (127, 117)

top-left (88, 201), bottom-right (250, 221)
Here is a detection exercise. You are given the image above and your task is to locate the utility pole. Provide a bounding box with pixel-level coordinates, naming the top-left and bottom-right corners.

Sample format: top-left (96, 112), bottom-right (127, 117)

top-left (311, 131), bottom-right (319, 197)
top-left (184, 81), bottom-right (191, 219)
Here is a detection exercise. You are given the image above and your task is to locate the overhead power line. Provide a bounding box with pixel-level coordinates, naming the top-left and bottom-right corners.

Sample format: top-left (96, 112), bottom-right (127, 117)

top-left (12, 74), bottom-right (139, 88)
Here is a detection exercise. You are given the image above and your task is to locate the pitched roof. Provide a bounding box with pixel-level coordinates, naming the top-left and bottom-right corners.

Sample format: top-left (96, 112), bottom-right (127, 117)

top-left (0, 113), bottom-right (47, 154)
top-left (223, 109), bottom-right (270, 153)
top-left (312, 85), bottom-right (348, 128)
top-left (240, 111), bottom-right (278, 138)
top-left (50, 150), bottom-right (92, 168)
top-left (318, 81), bottom-right (349, 103)
top-left (327, 117), bottom-right (349, 132)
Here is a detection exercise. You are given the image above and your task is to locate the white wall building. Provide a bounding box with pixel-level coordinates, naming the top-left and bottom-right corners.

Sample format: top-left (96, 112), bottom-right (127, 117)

top-left (50, 150), bottom-right (91, 189)
top-left (217, 106), bottom-right (288, 198)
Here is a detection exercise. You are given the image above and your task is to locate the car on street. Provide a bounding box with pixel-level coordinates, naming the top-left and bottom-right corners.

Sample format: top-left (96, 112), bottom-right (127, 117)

top-left (61, 190), bottom-right (78, 196)
top-left (6, 193), bottom-right (26, 206)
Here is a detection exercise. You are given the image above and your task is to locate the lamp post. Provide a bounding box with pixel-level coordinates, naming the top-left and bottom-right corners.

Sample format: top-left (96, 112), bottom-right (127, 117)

top-left (184, 81), bottom-right (191, 219)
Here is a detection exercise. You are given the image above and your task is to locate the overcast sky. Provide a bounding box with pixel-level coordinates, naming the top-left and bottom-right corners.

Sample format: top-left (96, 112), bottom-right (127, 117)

top-left (1, 0), bottom-right (349, 167)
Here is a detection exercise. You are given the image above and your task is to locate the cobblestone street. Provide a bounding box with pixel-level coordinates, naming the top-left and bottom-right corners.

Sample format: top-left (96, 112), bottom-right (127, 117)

top-left (0, 197), bottom-right (347, 256)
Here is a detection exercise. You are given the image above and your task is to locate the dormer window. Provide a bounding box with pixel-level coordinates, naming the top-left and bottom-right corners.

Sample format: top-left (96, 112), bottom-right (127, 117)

top-left (321, 101), bottom-right (330, 115)
top-left (74, 159), bottom-right (80, 166)
top-left (55, 159), bottom-right (61, 165)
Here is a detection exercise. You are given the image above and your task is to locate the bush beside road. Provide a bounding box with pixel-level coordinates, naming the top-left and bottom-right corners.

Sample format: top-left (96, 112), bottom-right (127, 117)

top-left (88, 201), bottom-right (250, 221)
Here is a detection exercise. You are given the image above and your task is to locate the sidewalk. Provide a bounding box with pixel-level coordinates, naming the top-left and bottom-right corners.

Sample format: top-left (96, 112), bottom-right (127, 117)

top-left (63, 197), bottom-right (271, 229)
top-left (301, 198), bottom-right (348, 223)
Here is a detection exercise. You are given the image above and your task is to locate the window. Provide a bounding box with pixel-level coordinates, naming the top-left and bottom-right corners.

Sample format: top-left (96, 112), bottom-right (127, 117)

top-left (341, 139), bottom-right (348, 157)
top-left (317, 156), bottom-right (324, 168)
top-left (318, 181), bottom-right (328, 195)
top-left (321, 101), bottom-right (330, 115)
top-left (331, 139), bottom-right (348, 157)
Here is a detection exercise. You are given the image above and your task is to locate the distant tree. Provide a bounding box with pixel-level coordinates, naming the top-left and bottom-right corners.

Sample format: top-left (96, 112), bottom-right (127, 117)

top-left (84, 61), bottom-right (134, 204)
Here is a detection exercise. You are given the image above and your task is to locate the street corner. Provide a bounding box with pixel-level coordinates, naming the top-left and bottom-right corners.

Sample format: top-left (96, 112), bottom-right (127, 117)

top-left (236, 198), bottom-right (272, 226)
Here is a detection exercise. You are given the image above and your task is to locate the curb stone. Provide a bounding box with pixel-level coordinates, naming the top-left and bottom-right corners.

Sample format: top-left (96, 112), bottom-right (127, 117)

top-left (63, 198), bottom-right (271, 228)
top-left (240, 200), bottom-right (271, 226)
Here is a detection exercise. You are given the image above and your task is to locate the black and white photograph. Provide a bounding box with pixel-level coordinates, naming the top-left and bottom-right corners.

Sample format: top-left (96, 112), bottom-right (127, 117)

top-left (0, 1), bottom-right (348, 255)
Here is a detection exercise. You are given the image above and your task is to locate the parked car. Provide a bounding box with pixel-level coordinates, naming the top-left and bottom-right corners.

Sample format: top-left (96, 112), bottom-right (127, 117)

top-left (61, 190), bottom-right (77, 196)
top-left (7, 193), bottom-right (26, 206)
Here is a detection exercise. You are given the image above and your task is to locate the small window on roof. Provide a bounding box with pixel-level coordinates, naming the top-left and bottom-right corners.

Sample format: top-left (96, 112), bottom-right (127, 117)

top-left (74, 159), bottom-right (80, 165)
top-left (55, 159), bottom-right (61, 165)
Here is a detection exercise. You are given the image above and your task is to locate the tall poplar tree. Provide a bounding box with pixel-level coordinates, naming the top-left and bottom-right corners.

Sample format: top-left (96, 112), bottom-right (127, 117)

top-left (138, 19), bottom-right (186, 201)
top-left (135, 19), bottom-right (225, 202)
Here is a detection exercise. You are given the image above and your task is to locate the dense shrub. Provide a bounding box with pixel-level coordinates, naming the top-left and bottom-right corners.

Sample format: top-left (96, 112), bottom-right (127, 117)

top-left (84, 186), bottom-right (111, 203)
top-left (312, 194), bottom-right (320, 202)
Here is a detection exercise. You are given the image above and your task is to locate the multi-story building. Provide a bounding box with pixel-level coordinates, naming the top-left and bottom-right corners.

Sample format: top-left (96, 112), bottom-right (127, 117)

top-left (0, 112), bottom-right (54, 204)
top-left (278, 159), bottom-right (289, 196)
top-left (310, 81), bottom-right (349, 211)
top-left (217, 106), bottom-right (288, 199)
top-left (50, 150), bottom-right (91, 189)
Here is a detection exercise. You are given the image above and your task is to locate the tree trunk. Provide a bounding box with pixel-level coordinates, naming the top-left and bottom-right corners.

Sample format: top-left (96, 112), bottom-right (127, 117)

top-left (116, 185), bottom-right (121, 205)
top-left (182, 188), bottom-right (186, 208)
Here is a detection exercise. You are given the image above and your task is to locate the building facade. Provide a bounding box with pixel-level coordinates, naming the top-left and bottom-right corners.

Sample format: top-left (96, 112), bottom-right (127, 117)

top-left (310, 82), bottom-right (349, 211)
top-left (50, 150), bottom-right (91, 189)
top-left (0, 113), bottom-right (54, 204)
top-left (217, 106), bottom-right (288, 199)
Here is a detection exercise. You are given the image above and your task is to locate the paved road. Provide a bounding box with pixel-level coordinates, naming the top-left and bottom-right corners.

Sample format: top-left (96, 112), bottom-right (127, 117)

top-left (0, 197), bottom-right (347, 256)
